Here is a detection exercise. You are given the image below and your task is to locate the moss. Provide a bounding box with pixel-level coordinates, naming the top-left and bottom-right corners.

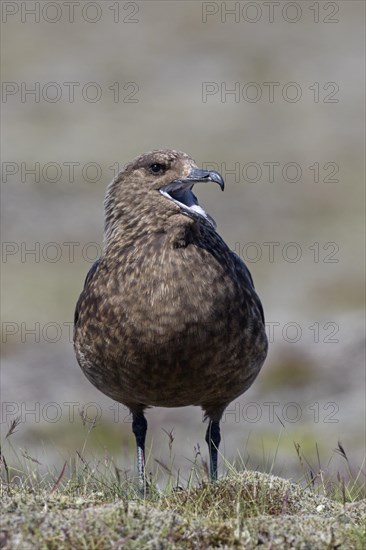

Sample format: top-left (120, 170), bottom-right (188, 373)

top-left (1, 472), bottom-right (365, 549)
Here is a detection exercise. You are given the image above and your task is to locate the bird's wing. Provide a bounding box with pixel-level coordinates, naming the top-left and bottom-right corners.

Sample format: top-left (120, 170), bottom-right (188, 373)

top-left (231, 251), bottom-right (265, 324)
top-left (74, 259), bottom-right (100, 326)
top-left (82, 258), bottom-right (100, 289)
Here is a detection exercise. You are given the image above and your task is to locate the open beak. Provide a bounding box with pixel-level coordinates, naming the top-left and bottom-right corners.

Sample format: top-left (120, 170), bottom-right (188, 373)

top-left (160, 167), bottom-right (225, 229)
top-left (163, 167), bottom-right (225, 194)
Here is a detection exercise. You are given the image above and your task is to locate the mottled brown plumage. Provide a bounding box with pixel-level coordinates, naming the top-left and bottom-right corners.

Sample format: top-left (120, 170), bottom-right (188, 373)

top-left (74, 149), bottom-right (268, 484)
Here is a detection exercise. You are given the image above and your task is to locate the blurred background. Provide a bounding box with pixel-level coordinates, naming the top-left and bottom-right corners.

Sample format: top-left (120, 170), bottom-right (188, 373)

top-left (1, 1), bottom-right (365, 486)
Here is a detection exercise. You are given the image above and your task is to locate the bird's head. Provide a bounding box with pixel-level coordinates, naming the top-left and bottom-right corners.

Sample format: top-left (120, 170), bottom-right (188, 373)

top-left (104, 149), bottom-right (224, 241)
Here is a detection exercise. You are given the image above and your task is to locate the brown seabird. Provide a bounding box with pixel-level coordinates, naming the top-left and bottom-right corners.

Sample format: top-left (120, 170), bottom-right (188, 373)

top-left (74, 149), bottom-right (268, 485)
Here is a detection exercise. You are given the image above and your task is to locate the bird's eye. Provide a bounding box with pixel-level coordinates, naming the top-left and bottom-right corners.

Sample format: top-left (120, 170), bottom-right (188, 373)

top-left (150, 163), bottom-right (164, 174)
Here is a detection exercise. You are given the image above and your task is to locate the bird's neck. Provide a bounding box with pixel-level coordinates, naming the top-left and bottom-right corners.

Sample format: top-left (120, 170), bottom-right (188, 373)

top-left (103, 211), bottom-right (195, 255)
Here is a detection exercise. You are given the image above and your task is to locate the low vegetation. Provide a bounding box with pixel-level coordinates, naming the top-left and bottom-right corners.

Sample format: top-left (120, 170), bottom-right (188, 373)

top-left (1, 418), bottom-right (365, 549)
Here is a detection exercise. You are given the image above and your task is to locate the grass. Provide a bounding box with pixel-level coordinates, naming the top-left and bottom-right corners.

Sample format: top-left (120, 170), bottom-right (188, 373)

top-left (1, 417), bottom-right (365, 549)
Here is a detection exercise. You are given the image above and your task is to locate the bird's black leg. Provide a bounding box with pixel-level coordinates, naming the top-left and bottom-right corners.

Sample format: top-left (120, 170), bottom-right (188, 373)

top-left (132, 412), bottom-right (147, 491)
top-left (205, 420), bottom-right (221, 481)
